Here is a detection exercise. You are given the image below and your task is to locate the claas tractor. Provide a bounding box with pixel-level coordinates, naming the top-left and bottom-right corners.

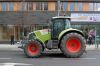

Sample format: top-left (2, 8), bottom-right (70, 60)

top-left (20, 16), bottom-right (86, 58)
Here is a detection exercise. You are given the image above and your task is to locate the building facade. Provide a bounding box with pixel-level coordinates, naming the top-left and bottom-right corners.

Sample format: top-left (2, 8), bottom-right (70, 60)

top-left (0, 0), bottom-right (100, 43)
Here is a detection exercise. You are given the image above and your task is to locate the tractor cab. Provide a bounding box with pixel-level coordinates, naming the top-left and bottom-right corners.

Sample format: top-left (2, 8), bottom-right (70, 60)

top-left (51, 16), bottom-right (71, 40)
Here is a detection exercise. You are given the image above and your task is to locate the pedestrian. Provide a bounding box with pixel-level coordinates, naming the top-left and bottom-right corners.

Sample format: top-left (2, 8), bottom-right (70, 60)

top-left (88, 33), bottom-right (93, 45)
top-left (91, 29), bottom-right (96, 40)
top-left (88, 29), bottom-right (96, 45)
top-left (83, 29), bottom-right (88, 43)
top-left (11, 35), bottom-right (14, 45)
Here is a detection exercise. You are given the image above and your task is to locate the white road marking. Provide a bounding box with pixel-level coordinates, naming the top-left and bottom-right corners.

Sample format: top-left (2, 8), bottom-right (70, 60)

top-left (0, 58), bottom-right (11, 60)
top-left (0, 63), bottom-right (32, 66)
top-left (71, 58), bottom-right (96, 60)
top-left (79, 58), bottom-right (96, 60)
top-left (53, 58), bottom-right (96, 60)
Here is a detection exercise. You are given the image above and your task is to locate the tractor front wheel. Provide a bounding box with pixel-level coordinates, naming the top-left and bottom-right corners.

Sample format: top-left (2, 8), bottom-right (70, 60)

top-left (60, 33), bottom-right (86, 58)
top-left (24, 40), bottom-right (43, 58)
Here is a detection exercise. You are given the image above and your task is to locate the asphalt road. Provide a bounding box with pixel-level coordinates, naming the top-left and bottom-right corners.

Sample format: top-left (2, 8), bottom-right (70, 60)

top-left (0, 49), bottom-right (100, 66)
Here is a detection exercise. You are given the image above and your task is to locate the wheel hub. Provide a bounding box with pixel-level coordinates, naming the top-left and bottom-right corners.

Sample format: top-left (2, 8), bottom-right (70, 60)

top-left (66, 38), bottom-right (81, 53)
top-left (28, 43), bottom-right (39, 55)
top-left (71, 43), bottom-right (75, 47)
top-left (32, 48), bottom-right (35, 51)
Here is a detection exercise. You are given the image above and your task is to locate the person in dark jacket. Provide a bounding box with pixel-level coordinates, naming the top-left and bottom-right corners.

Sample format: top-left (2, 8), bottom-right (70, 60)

top-left (11, 35), bottom-right (14, 45)
top-left (88, 29), bottom-right (96, 45)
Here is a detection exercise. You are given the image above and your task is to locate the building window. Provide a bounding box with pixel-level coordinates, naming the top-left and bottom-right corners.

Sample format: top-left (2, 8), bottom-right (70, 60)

top-left (43, 2), bottom-right (48, 10)
top-left (77, 3), bottom-right (83, 11)
top-left (36, 2), bottom-right (42, 10)
top-left (0, 3), bottom-right (2, 11)
top-left (36, 2), bottom-right (48, 11)
top-left (13, 2), bottom-right (20, 11)
top-left (70, 3), bottom-right (75, 11)
top-left (9, 2), bottom-right (13, 11)
top-left (89, 3), bottom-right (93, 11)
top-left (20, 2), bottom-right (28, 11)
top-left (96, 3), bottom-right (100, 11)
top-left (28, 2), bottom-right (33, 11)
top-left (83, 3), bottom-right (89, 11)
top-left (61, 2), bottom-right (67, 11)
top-left (2, 2), bottom-right (8, 11)
top-left (48, 2), bottom-right (56, 11)
top-left (32, 2), bottom-right (36, 11)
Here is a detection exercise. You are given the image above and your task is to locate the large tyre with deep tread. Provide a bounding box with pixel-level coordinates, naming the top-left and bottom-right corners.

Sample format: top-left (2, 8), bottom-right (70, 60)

top-left (24, 40), bottom-right (43, 58)
top-left (60, 33), bottom-right (86, 58)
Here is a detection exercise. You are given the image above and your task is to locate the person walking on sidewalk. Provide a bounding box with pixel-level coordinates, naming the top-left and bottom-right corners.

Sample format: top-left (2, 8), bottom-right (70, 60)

top-left (88, 33), bottom-right (93, 45)
top-left (88, 29), bottom-right (96, 45)
top-left (11, 35), bottom-right (14, 45)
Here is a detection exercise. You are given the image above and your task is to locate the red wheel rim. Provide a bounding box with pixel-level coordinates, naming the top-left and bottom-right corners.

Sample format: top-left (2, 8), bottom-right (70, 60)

top-left (28, 43), bottom-right (39, 55)
top-left (66, 38), bottom-right (81, 53)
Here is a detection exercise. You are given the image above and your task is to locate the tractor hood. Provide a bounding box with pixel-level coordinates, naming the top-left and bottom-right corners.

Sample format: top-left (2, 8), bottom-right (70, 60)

top-left (34, 29), bottom-right (50, 35)
top-left (33, 29), bottom-right (51, 38)
top-left (33, 29), bottom-right (51, 43)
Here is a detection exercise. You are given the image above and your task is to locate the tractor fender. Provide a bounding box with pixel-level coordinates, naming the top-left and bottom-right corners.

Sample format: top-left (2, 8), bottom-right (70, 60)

top-left (58, 28), bottom-right (84, 45)
top-left (34, 37), bottom-right (45, 49)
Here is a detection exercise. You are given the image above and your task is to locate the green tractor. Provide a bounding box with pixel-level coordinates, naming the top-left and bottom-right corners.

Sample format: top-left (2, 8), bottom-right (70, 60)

top-left (22, 16), bottom-right (86, 58)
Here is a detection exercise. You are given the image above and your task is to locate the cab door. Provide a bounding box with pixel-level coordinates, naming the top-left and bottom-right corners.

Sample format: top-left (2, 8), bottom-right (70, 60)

top-left (51, 18), bottom-right (65, 40)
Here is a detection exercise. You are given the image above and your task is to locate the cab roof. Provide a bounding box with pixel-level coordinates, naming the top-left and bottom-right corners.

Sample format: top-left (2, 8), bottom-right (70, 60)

top-left (52, 16), bottom-right (72, 19)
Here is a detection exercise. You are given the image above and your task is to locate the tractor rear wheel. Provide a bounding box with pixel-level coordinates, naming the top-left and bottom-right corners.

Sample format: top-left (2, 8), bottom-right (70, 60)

top-left (24, 40), bottom-right (43, 58)
top-left (60, 33), bottom-right (86, 58)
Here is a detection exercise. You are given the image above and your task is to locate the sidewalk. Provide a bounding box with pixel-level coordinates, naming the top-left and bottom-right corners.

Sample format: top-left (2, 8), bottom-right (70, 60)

top-left (0, 44), bottom-right (22, 51)
top-left (0, 44), bottom-right (99, 51)
top-left (86, 44), bottom-right (100, 50)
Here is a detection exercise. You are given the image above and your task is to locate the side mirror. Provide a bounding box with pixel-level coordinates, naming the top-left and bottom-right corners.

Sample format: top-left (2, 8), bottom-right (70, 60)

top-left (47, 20), bottom-right (52, 33)
top-left (47, 20), bottom-right (52, 28)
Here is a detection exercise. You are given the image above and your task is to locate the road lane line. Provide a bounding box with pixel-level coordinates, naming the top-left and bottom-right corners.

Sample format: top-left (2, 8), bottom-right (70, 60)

top-left (79, 58), bottom-right (96, 60)
top-left (52, 58), bottom-right (96, 60)
top-left (69, 58), bottom-right (96, 60)
top-left (0, 58), bottom-right (11, 60)
top-left (0, 63), bottom-right (32, 66)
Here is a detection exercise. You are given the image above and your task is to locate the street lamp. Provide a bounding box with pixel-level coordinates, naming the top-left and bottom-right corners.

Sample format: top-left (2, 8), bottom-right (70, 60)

top-left (21, 0), bottom-right (25, 38)
top-left (57, 0), bottom-right (61, 16)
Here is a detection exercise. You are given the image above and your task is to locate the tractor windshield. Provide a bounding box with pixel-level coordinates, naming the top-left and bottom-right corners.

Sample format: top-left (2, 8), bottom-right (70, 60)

top-left (51, 18), bottom-right (71, 39)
